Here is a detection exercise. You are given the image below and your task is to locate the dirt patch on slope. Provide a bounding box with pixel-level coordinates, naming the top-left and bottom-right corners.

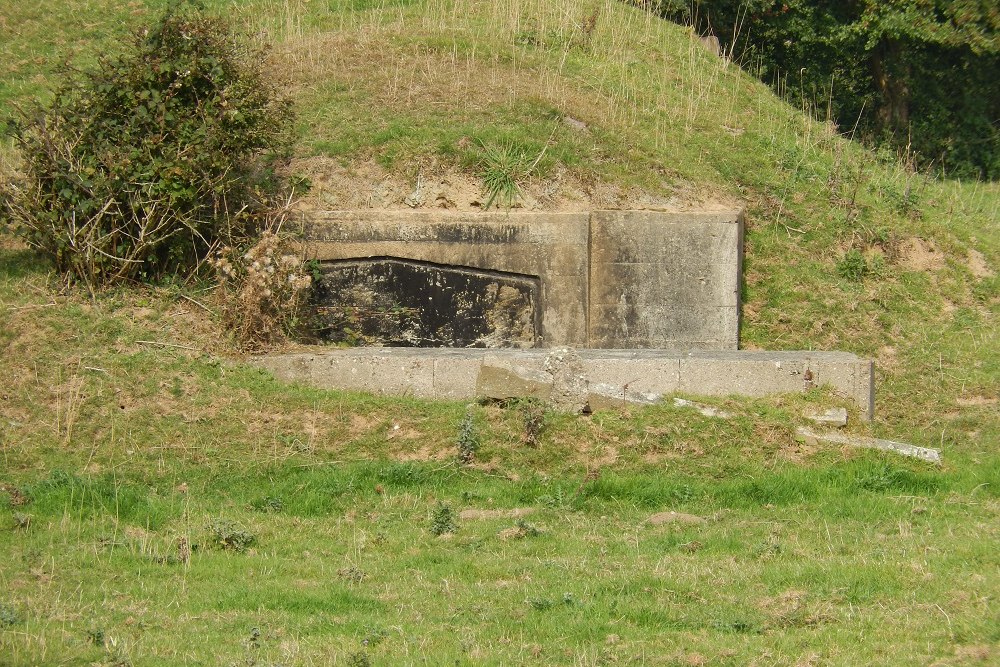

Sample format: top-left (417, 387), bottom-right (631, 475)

top-left (966, 249), bottom-right (994, 279)
top-left (289, 157), bottom-right (738, 214)
top-left (899, 238), bottom-right (946, 272)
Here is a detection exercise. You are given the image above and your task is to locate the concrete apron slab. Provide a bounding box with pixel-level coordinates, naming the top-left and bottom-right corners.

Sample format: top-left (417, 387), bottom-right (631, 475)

top-left (255, 349), bottom-right (875, 420)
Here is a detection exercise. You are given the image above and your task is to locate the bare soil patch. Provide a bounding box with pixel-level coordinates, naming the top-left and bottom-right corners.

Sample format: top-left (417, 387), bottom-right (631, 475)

top-left (899, 237), bottom-right (946, 272)
top-left (955, 395), bottom-right (997, 407)
top-left (289, 157), bottom-right (738, 214)
top-left (647, 511), bottom-right (705, 526)
top-left (966, 249), bottom-right (994, 279)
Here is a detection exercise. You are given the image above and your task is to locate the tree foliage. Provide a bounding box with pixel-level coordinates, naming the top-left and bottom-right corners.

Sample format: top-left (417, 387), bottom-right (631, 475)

top-left (1, 3), bottom-right (294, 287)
top-left (641, 0), bottom-right (999, 178)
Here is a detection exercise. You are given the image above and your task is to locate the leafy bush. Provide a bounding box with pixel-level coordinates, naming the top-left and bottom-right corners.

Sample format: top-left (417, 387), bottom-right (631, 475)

top-left (642, 1), bottom-right (999, 178)
top-left (1, 4), bottom-right (293, 287)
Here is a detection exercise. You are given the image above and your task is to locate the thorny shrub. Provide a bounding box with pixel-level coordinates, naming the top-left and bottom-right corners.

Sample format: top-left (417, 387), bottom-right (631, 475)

top-left (0, 3), bottom-right (294, 288)
top-left (430, 504), bottom-right (457, 536)
top-left (208, 518), bottom-right (256, 552)
top-left (456, 407), bottom-right (480, 464)
top-left (211, 213), bottom-right (311, 352)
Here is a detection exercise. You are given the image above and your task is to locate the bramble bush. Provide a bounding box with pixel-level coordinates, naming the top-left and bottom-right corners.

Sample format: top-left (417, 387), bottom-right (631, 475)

top-left (0, 4), bottom-right (294, 288)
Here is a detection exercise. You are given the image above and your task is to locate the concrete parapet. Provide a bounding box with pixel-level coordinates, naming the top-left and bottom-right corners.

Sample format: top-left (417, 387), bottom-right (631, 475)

top-left (256, 348), bottom-right (874, 419)
top-left (301, 209), bottom-right (743, 350)
top-left (588, 211), bottom-right (743, 349)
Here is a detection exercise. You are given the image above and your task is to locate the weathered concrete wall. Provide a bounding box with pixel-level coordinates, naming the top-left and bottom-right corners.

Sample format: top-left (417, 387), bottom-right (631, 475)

top-left (302, 209), bottom-right (744, 350)
top-left (305, 211), bottom-right (590, 347)
top-left (257, 348), bottom-right (875, 419)
top-left (589, 211), bottom-right (742, 349)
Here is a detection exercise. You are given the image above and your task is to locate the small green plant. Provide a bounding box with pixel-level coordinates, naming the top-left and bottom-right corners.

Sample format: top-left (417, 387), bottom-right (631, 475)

top-left (208, 519), bottom-right (256, 552)
top-left (338, 566), bottom-right (367, 583)
top-left (346, 651), bottom-right (372, 667)
top-left (528, 593), bottom-right (574, 611)
top-left (289, 173), bottom-right (313, 194)
top-left (836, 249), bottom-right (869, 281)
top-left (0, 604), bottom-right (21, 627)
top-left (361, 626), bottom-right (389, 647)
top-left (529, 597), bottom-right (554, 611)
top-left (12, 512), bottom-right (31, 529)
top-left (250, 496), bottom-right (283, 513)
top-left (429, 503), bottom-right (457, 536)
top-left (537, 486), bottom-right (571, 509)
top-left (711, 617), bottom-right (761, 634)
top-left (85, 627), bottom-right (106, 647)
top-left (306, 258), bottom-right (323, 283)
top-left (456, 408), bottom-right (480, 464)
top-left (514, 519), bottom-right (541, 538)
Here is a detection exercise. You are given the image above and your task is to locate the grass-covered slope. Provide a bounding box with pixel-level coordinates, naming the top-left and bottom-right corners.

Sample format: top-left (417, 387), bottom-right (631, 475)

top-left (1, 1), bottom-right (998, 665)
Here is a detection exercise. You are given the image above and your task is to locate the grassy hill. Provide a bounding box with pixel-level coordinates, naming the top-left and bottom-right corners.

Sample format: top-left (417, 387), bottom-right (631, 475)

top-left (1, 1), bottom-right (997, 665)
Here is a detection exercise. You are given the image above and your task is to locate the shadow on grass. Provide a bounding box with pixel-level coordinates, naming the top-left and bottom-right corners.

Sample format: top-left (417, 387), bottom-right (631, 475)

top-left (0, 246), bottom-right (48, 281)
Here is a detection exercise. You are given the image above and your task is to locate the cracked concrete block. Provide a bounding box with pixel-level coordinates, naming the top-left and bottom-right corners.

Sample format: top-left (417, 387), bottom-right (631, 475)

top-left (476, 365), bottom-right (553, 401)
top-left (805, 407), bottom-right (849, 427)
top-left (544, 348), bottom-right (589, 413)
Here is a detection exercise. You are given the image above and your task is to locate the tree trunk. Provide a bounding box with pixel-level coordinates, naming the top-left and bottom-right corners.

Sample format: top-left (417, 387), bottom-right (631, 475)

top-left (871, 36), bottom-right (911, 136)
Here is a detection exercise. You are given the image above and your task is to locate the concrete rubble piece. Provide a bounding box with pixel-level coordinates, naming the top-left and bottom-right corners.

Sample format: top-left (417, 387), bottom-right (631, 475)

top-left (804, 407), bottom-right (849, 427)
top-left (796, 428), bottom-right (941, 463)
top-left (672, 398), bottom-right (734, 419)
top-left (256, 348), bottom-right (875, 419)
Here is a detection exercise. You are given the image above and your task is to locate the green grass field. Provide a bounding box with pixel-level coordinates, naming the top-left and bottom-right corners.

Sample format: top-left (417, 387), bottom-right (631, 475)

top-left (1, 1), bottom-right (998, 665)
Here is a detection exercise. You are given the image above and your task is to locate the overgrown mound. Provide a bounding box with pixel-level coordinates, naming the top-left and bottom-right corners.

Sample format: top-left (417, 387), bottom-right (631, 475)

top-left (1, 5), bottom-right (293, 288)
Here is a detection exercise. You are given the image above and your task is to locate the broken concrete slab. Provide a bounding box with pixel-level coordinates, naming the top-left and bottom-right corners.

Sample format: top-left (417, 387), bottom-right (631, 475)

top-left (587, 383), bottom-right (663, 411)
top-left (543, 348), bottom-right (589, 413)
top-left (804, 407), bottom-right (848, 428)
top-left (796, 427), bottom-right (941, 463)
top-left (673, 398), bottom-right (734, 419)
top-left (256, 348), bottom-right (876, 418)
top-left (477, 364), bottom-right (553, 401)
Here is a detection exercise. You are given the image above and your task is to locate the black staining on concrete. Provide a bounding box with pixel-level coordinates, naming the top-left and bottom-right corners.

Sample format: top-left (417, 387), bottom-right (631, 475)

top-left (311, 257), bottom-right (541, 348)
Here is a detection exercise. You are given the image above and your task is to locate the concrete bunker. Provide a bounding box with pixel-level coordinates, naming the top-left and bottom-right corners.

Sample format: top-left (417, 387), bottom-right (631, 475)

top-left (260, 208), bottom-right (875, 418)
top-left (303, 209), bottom-right (743, 350)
